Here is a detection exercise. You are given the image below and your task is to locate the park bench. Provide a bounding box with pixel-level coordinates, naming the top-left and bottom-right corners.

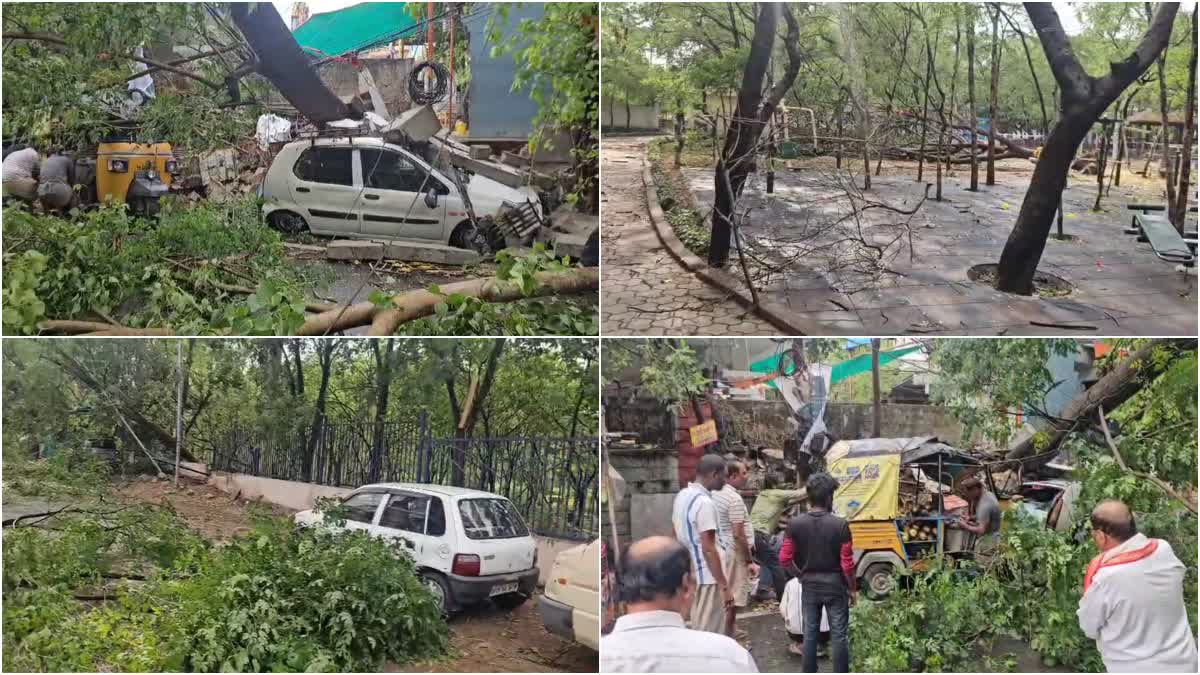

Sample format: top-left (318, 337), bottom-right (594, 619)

top-left (1124, 204), bottom-right (1196, 266)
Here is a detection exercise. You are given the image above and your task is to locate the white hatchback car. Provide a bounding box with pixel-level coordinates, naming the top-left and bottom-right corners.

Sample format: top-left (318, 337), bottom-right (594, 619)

top-left (260, 137), bottom-right (541, 248)
top-left (294, 483), bottom-right (539, 614)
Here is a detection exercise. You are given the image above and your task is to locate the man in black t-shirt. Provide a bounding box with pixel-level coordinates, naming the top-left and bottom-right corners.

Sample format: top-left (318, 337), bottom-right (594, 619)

top-left (780, 472), bottom-right (855, 673)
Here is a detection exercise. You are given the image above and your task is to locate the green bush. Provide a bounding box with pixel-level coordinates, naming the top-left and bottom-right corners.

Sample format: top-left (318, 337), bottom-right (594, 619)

top-left (3, 513), bottom-right (448, 672)
top-left (2, 197), bottom-right (315, 335)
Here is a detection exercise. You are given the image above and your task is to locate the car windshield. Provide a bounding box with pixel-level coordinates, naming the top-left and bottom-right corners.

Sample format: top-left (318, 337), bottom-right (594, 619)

top-left (458, 498), bottom-right (528, 539)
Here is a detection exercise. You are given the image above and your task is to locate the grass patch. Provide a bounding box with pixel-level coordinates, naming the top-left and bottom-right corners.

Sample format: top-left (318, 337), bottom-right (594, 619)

top-left (648, 138), bottom-right (711, 258)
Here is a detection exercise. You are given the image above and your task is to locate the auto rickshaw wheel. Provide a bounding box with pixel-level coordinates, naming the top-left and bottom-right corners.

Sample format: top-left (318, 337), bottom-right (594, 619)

top-left (863, 562), bottom-right (897, 600)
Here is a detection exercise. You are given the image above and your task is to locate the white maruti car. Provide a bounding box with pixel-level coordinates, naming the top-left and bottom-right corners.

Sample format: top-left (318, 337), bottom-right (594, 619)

top-left (294, 483), bottom-right (539, 614)
top-left (260, 137), bottom-right (541, 248)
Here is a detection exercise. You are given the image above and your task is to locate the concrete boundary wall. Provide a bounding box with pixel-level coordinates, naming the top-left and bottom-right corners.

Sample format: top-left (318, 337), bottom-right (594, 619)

top-left (206, 470), bottom-right (580, 583)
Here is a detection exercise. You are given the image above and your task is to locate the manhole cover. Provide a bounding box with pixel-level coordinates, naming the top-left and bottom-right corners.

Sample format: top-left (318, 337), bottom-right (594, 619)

top-left (968, 263), bottom-right (1073, 297)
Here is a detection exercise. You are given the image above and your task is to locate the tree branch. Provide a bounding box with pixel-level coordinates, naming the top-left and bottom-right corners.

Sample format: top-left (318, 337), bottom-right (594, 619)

top-left (1097, 406), bottom-right (1197, 515)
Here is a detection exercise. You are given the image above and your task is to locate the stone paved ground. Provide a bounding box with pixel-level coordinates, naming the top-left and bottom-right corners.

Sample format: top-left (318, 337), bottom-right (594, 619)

top-left (681, 158), bottom-right (1197, 336)
top-left (601, 136), bottom-right (779, 335)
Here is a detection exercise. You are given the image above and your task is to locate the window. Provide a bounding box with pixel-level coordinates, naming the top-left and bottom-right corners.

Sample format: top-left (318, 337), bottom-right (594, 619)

top-left (341, 492), bottom-right (383, 524)
top-left (293, 147), bottom-right (353, 186)
top-left (427, 497), bottom-right (446, 536)
top-left (360, 149), bottom-right (430, 193)
top-left (458, 498), bottom-right (528, 540)
top-left (379, 493), bottom-right (430, 533)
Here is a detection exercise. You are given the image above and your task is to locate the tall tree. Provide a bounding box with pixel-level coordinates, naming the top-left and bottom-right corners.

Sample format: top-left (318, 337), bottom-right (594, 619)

top-left (994, 2), bottom-right (1179, 295)
top-left (1168, 8), bottom-right (1197, 229)
top-left (708, 3), bottom-right (802, 267)
top-left (368, 339), bottom-right (397, 483)
top-left (987, 3), bottom-right (1001, 186)
top-left (1154, 5), bottom-right (1179, 231)
top-left (303, 340), bottom-right (338, 482)
top-left (967, 6), bottom-right (980, 191)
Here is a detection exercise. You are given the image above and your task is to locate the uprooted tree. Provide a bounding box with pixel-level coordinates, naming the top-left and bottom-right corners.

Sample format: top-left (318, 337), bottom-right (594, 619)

top-left (994, 2), bottom-right (1180, 295)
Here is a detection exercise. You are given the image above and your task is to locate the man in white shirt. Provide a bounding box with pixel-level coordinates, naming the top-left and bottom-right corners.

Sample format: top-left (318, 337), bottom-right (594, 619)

top-left (600, 536), bottom-right (758, 673)
top-left (3, 146), bottom-right (40, 203)
top-left (711, 459), bottom-right (758, 636)
top-left (672, 453), bottom-right (732, 634)
top-left (1077, 500), bottom-right (1197, 673)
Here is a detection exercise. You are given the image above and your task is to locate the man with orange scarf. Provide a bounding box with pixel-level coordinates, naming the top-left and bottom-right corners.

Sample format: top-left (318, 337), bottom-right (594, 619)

top-left (1077, 500), bottom-right (1197, 672)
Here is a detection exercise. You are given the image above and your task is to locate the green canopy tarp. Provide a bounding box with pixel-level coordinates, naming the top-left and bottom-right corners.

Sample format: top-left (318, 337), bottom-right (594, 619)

top-left (293, 3), bottom-right (418, 58)
top-left (749, 344), bottom-right (923, 386)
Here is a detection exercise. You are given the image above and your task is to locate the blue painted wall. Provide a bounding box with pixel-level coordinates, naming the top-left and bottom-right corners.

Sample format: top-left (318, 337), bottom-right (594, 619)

top-left (466, 4), bottom-right (544, 139)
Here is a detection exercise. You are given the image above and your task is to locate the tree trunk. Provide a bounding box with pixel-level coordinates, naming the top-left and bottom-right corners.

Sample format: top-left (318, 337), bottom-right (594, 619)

top-left (451, 340), bottom-right (507, 486)
top-left (1156, 41), bottom-right (1179, 231)
top-left (1093, 123), bottom-right (1110, 211)
top-left (369, 338), bottom-right (395, 483)
top-left (987, 4), bottom-right (1000, 186)
top-left (870, 339), bottom-right (882, 437)
top-left (674, 109), bottom-right (685, 167)
top-left (709, 4), bottom-right (800, 267)
top-left (995, 2), bottom-right (1178, 294)
top-left (1006, 339), bottom-right (1194, 466)
top-left (1170, 8), bottom-right (1197, 228)
top-left (968, 8), bottom-right (979, 191)
top-left (303, 341), bottom-right (336, 482)
top-left (918, 59), bottom-right (931, 182)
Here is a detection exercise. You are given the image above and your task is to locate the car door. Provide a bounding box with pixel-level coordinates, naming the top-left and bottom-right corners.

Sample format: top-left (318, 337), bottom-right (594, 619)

top-left (372, 491), bottom-right (452, 572)
top-left (357, 148), bottom-right (447, 241)
top-left (339, 491), bottom-right (385, 534)
top-left (289, 146), bottom-right (361, 235)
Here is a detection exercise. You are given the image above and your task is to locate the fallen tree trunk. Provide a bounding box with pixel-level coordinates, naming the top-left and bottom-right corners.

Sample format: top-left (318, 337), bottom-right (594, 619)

top-left (39, 269), bottom-right (597, 336)
top-left (295, 267), bottom-right (600, 336)
top-left (1006, 338), bottom-right (1196, 466)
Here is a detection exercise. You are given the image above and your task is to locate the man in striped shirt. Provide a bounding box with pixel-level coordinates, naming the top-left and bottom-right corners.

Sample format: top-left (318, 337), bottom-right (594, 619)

top-left (712, 459), bottom-right (758, 637)
top-left (672, 453), bottom-right (732, 634)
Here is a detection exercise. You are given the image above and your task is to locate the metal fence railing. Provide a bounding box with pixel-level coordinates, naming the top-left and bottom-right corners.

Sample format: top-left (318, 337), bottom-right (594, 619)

top-left (209, 411), bottom-right (598, 541)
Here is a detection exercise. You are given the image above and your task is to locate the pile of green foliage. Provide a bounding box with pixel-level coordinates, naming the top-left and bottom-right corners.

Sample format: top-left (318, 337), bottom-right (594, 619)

top-left (851, 341), bottom-right (1197, 673)
top-left (3, 502), bottom-right (448, 672)
top-left (2, 196), bottom-right (319, 335)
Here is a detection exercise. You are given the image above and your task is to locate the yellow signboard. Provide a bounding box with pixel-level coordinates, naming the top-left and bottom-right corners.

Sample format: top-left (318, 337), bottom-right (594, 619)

top-left (829, 452), bottom-right (901, 521)
top-left (689, 420), bottom-right (718, 448)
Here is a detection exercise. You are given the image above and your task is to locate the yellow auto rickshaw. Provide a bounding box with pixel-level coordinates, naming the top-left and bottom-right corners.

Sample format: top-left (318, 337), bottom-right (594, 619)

top-left (91, 142), bottom-right (176, 216)
top-left (828, 437), bottom-right (983, 598)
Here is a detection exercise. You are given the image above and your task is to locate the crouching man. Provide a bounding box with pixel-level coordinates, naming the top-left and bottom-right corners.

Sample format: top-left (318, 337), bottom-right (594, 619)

top-left (600, 536), bottom-right (757, 673)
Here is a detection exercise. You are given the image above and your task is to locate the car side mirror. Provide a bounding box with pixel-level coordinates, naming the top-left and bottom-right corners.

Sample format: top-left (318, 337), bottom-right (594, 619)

top-left (424, 187), bottom-right (439, 208)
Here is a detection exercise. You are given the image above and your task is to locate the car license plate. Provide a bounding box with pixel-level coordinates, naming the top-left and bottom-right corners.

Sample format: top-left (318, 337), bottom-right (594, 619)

top-left (490, 582), bottom-right (518, 596)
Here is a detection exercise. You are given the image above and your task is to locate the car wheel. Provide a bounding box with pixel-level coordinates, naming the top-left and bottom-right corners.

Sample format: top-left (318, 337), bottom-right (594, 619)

top-left (450, 219), bottom-right (504, 255)
top-left (420, 571), bottom-right (452, 616)
top-left (492, 592), bottom-right (529, 610)
top-left (268, 210), bottom-right (309, 235)
top-left (863, 562), bottom-right (897, 600)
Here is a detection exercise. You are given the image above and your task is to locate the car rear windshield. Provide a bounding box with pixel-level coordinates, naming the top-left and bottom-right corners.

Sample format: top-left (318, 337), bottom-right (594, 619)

top-left (458, 498), bottom-right (529, 539)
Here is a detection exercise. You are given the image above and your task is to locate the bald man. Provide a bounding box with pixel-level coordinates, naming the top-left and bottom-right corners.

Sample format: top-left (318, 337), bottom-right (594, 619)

top-left (672, 453), bottom-right (733, 634)
top-left (1077, 500), bottom-right (1197, 672)
top-left (600, 537), bottom-right (757, 673)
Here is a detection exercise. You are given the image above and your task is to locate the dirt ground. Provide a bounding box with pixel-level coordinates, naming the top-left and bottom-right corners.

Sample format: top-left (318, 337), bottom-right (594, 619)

top-left (116, 477), bottom-right (597, 673)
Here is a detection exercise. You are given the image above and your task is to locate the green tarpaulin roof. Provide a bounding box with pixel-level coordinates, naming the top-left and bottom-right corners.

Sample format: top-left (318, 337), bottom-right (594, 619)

top-left (749, 344), bottom-right (924, 386)
top-left (292, 3), bottom-right (417, 58)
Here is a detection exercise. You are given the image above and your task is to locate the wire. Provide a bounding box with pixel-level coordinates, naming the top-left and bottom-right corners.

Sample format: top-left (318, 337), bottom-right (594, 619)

top-left (408, 61), bottom-right (449, 105)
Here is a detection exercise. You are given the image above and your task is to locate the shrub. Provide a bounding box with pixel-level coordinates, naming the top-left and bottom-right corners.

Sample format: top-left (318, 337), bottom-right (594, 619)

top-left (3, 512), bottom-right (449, 672)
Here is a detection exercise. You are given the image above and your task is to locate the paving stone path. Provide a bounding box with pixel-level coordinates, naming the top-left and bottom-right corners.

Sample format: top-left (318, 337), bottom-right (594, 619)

top-left (601, 136), bottom-right (779, 335)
